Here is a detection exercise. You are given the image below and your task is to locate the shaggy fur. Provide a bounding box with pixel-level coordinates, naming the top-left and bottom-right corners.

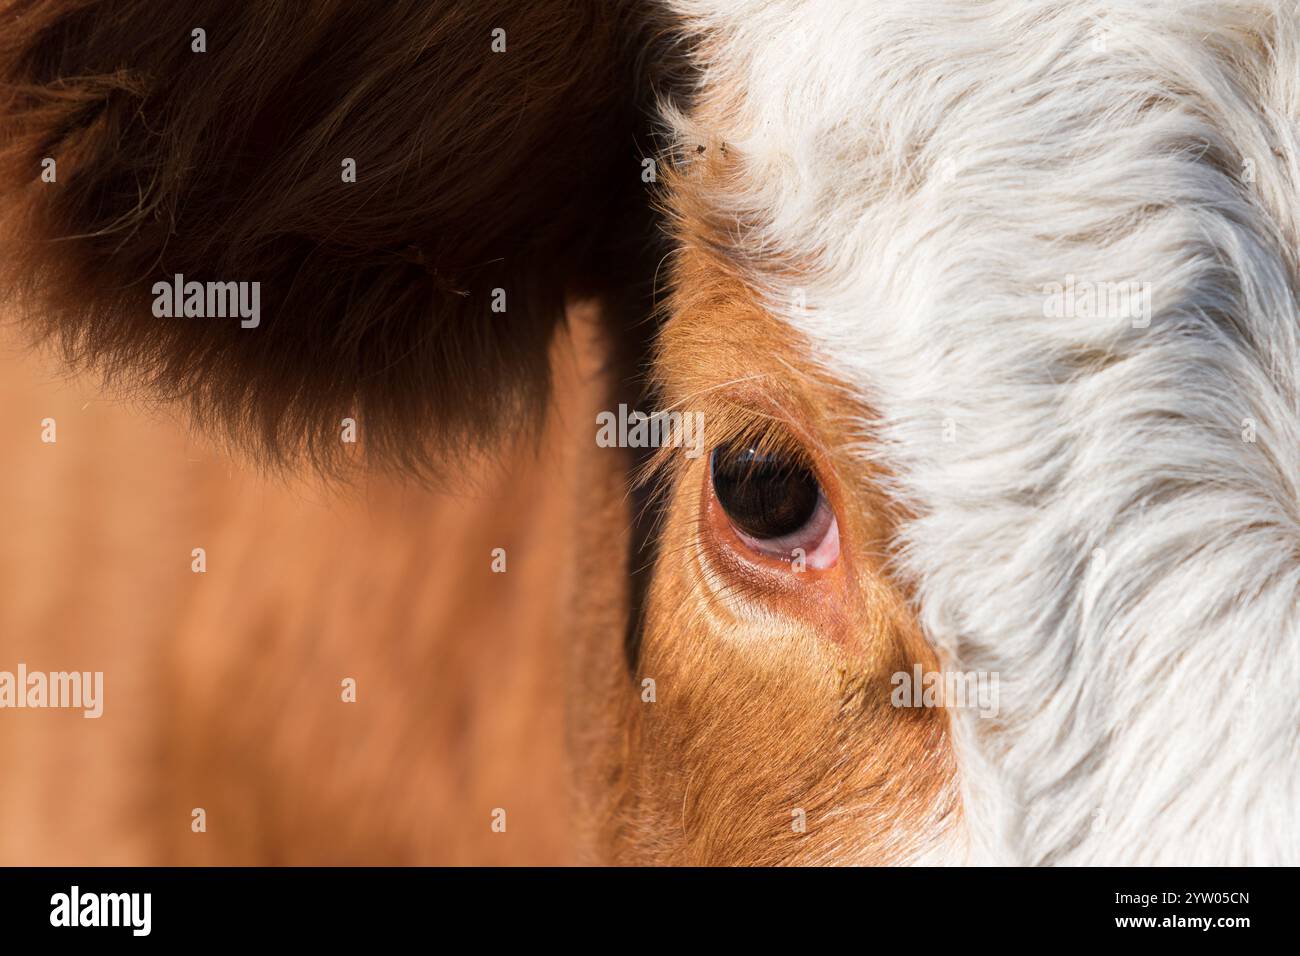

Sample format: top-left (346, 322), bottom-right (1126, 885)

top-left (664, 0), bottom-right (1300, 863)
top-left (0, 0), bottom-right (661, 476)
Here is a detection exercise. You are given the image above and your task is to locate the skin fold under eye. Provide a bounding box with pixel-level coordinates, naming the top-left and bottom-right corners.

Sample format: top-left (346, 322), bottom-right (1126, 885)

top-left (709, 443), bottom-right (840, 569)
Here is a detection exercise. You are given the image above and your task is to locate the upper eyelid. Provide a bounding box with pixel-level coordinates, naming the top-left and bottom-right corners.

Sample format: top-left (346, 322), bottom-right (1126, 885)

top-left (634, 389), bottom-right (831, 518)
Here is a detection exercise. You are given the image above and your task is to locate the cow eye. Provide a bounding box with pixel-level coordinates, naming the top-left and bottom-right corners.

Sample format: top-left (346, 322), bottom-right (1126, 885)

top-left (709, 443), bottom-right (839, 567)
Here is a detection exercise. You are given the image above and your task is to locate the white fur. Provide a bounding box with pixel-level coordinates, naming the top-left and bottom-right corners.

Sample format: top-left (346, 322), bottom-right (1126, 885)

top-left (668, 0), bottom-right (1300, 864)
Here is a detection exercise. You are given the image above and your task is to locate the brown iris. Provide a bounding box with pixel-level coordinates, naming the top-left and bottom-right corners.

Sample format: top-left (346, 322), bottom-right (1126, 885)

top-left (709, 444), bottom-right (823, 541)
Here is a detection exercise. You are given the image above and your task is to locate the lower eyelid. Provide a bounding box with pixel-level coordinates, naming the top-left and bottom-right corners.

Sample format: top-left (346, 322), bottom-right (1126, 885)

top-left (802, 511), bottom-right (840, 569)
top-left (734, 497), bottom-right (840, 569)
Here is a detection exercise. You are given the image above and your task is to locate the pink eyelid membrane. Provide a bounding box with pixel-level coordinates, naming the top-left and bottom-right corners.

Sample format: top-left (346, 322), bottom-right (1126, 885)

top-left (735, 501), bottom-right (840, 570)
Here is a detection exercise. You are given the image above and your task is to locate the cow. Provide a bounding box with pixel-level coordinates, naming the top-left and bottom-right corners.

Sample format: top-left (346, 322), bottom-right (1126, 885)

top-left (0, 0), bottom-right (1296, 866)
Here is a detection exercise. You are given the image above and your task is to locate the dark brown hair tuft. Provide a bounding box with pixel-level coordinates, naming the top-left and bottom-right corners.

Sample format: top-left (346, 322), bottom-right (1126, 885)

top-left (0, 0), bottom-right (662, 477)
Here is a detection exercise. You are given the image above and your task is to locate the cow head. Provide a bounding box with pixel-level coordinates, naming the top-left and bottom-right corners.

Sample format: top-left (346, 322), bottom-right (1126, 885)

top-left (3, 0), bottom-right (1297, 864)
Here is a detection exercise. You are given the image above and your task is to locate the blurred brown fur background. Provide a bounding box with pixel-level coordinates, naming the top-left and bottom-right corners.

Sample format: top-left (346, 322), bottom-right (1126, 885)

top-left (0, 314), bottom-right (618, 865)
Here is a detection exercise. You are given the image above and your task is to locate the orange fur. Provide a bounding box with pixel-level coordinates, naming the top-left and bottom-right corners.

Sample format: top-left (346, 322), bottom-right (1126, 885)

top-left (0, 306), bottom-right (622, 865)
top-left (566, 173), bottom-right (959, 862)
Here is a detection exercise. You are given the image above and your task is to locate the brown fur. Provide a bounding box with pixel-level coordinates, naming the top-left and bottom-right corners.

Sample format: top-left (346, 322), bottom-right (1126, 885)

top-left (567, 150), bottom-right (959, 864)
top-left (0, 0), bottom-right (661, 477)
top-left (0, 305), bottom-right (626, 865)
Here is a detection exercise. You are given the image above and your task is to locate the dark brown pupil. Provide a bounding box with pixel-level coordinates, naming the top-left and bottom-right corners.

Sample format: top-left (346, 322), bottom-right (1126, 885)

top-left (710, 444), bottom-right (821, 540)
